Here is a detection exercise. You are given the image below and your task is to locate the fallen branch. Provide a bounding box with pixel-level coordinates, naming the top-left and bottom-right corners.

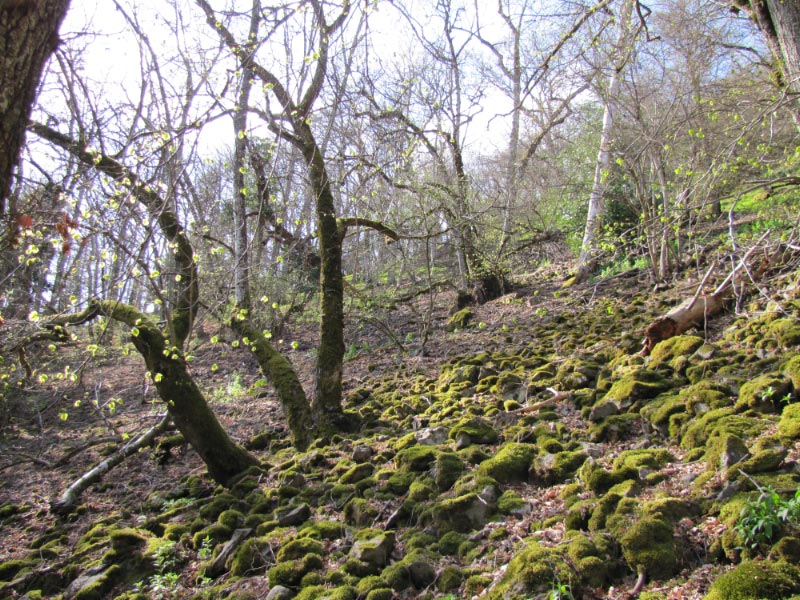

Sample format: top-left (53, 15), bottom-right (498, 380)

top-left (50, 413), bottom-right (171, 515)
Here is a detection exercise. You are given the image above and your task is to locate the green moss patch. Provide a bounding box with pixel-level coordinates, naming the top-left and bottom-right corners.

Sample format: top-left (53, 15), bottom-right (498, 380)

top-left (477, 443), bottom-right (536, 483)
top-left (705, 560), bottom-right (800, 600)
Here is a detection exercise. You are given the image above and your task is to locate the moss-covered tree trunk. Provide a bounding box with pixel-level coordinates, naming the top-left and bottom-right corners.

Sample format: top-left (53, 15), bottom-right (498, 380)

top-left (0, 0), bottom-right (70, 215)
top-left (230, 316), bottom-right (316, 449)
top-left (94, 301), bottom-right (258, 485)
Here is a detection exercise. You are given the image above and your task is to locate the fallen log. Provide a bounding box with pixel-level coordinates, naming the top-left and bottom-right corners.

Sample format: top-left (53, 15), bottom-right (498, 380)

top-left (641, 231), bottom-right (776, 355)
top-left (50, 413), bottom-right (171, 515)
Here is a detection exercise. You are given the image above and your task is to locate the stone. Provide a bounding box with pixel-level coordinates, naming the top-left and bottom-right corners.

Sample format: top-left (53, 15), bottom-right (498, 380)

top-left (350, 532), bottom-right (396, 568)
top-left (353, 445), bottom-right (374, 462)
top-left (277, 503), bottom-right (311, 527)
top-left (266, 585), bottom-right (295, 600)
top-left (415, 427), bottom-right (449, 446)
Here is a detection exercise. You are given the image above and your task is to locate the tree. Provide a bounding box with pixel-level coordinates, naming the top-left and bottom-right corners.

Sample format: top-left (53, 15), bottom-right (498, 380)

top-left (0, 0), bottom-right (70, 217)
top-left (575, 0), bottom-right (638, 282)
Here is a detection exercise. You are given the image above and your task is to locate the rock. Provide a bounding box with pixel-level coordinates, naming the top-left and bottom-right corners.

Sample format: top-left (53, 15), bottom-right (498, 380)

top-left (340, 462), bottom-right (375, 484)
top-left (350, 532), bottom-right (396, 568)
top-left (277, 503), bottom-right (311, 527)
top-left (352, 445), bottom-right (374, 462)
top-left (64, 565), bottom-right (117, 600)
top-left (454, 432), bottom-right (472, 450)
top-left (207, 527), bottom-right (252, 578)
top-left (266, 585), bottom-right (294, 600)
top-left (415, 426), bottom-right (449, 446)
top-left (588, 399), bottom-right (619, 422)
top-left (407, 557), bottom-right (437, 588)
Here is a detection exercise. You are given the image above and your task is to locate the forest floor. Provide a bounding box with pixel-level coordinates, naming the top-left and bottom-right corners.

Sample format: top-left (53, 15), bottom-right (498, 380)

top-left (2, 249), bottom-right (800, 600)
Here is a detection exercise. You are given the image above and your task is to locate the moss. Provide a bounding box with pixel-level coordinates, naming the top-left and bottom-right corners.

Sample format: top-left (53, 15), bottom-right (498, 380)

top-left (735, 374), bottom-right (791, 413)
top-left (588, 413), bottom-right (641, 442)
top-left (498, 490), bottom-right (527, 515)
top-left (778, 403), bottom-right (800, 441)
top-left (587, 493), bottom-right (622, 531)
top-left (586, 465), bottom-right (637, 495)
top-left (300, 520), bottom-right (345, 541)
top-left (477, 442), bottom-right (536, 483)
top-left (406, 532), bottom-right (438, 551)
top-left (437, 565), bottom-right (463, 591)
top-left (465, 573), bottom-right (493, 595)
top-left (431, 491), bottom-right (495, 533)
top-left (620, 518), bottom-right (677, 578)
top-left (230, 537), bottom-right (270, 576)
top-left (192, 523), bottom-right (232, 550)
top-left (340, 463), bottom-right (375, 484)
top-left (458, 445), bottom-right (490, 464)
top-left (268, 554), bottom-right (324, 588)
top-left (612, 448), bottom-right (674, 472)
top-left (344, 498), bottom-right (378, 527)
top-left (408, 479), bottom-right (437, 502)
top-left (395, 445), bottom-right (439, 472)
top-left (0, 558), bottom-right (37, 581)
top-left (649, 335), bottom-right (704, 369)
top-left (277, 536), bottom-right (324, 561)
top-left (643, 497), bottom-right (701, 522)
top-left (217, 509), bottom-right (245, 529)
top-left (72, 565), bottom-right (121, 600)
top-left (342, 558), bottom-right (379, 577)
top-left (680, 408), bottom-right (769, 450)
top-left (449, 416), bottom-right (499, 445)
top-left (199, 493), bottom-right (239, 521)
top-left (602, 368), bottom-right (671, 408)
top-left (365, 590), bottom-right (393, 600)
top-left (534, 451), bottom-right (588, 485)
top-left (437, 531), bottom-right (466, 555)
top-left (433, 452), bottom-right (464, 491)
top-left (768, 318), bottom-right (800, 347)
top-left (485, 541), bottom-right (573, 599)
top-left (447, 308), bottom-right (473, 330)
top-left (705, 433), bottom-right (749, 471)
top-left (705, 560), bottom-right (800, 599)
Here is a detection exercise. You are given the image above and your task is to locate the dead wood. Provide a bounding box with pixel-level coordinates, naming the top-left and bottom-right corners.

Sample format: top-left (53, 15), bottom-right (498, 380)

top-left (641, 231), bottom-right (785, 355)
top-left (50, 413), bottom-right (171, 515)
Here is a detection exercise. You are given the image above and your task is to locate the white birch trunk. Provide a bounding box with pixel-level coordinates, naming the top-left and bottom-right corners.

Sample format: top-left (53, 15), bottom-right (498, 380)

top-left (577, 0), bottom-right (637, 276)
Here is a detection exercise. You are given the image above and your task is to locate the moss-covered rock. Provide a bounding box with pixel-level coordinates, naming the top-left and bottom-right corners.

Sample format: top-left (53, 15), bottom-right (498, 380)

top-left (449, 416), bottom-right (499, 445)
top-left (648, 335), bottom-right (704, 370)
top-left (778, 403), bottom-right (800, 441)
top-left (340, 463), bottom-right (375, 484)
top-left (533, 450), bottom-right (588, 485)
top-left (736, 374), bottom-right (791, 413)
top-left (350, 532), bottom-right (395, 568)
top-left (705, 560), bottom-right (800, 599)
top-left (433, 452), bottom-right (464, 491)
top-left (599, 368), bottom-right (671, 413)
top-left (705, 433), bottom-right (749, 471)
top-left (395, 445), bottom-right (439, 472)
top-left (267, 554), bottom-right (324, 588)
top-left (431, 486), bottom-right (498, 533)
top-left (276, 536), bottom-right (324, 561)
top-left (620, 517), bottom-right (677, 579)
top-left (229, 537), bottom-right (270, 577)
top-left (477, 443), bottom-right (536, 483)
top-left (344, 498), bottom-right (378, 527)
top-left (447, 308), bottom-right (473, 330)
top-left (485, 541), bottom-right (574, 599)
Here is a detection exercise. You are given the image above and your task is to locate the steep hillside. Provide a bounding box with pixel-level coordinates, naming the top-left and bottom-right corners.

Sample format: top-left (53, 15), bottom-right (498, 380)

top-left (3, 256), bottom-right (800, 600)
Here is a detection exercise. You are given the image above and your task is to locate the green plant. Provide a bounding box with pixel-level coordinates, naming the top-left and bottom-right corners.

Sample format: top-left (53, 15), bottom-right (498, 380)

top-left (149, 571), bottom-right (180, 600)
top-left (197, 535), bottom-right (214, 560)
top-left (735, 487), bottom-right (800, 551)
top-left (547, 580), bottom-right (575, 600)
top-left (211, 370), bottom-right (247, 403)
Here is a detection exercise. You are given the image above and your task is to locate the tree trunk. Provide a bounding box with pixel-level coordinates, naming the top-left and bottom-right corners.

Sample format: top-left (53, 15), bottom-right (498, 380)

top-left (230, 316), bottom-right (316, 449)
top-left (94, 301), bottom-right (259, 485)
top-left (0, 0), bottom-right (70, 216)
top-left (576, 0), bottom-right (637, 281)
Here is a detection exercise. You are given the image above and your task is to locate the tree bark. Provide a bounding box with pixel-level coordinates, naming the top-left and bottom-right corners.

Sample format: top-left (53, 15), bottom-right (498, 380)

top-left (0, 0), bottom-right (70, 216)
top-left (92, 301), bottom-right (259, 485)
top-left (576, 0), bottom-right (637, 282)
top-left (230, 316), bottom-right (316, 450)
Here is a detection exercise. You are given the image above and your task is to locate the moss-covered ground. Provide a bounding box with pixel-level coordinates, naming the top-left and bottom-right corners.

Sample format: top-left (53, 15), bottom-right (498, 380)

top-left (3, 262), bottom-right (800, 599)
